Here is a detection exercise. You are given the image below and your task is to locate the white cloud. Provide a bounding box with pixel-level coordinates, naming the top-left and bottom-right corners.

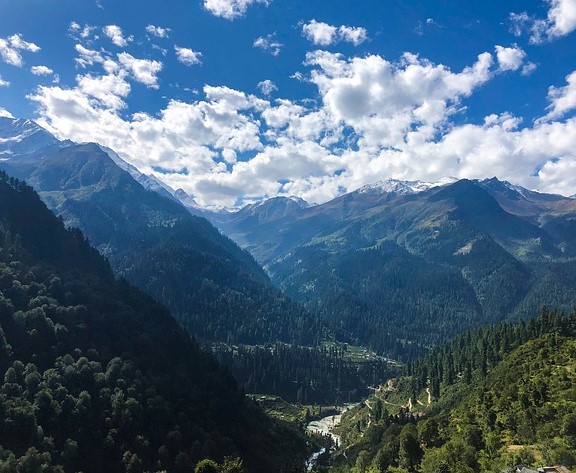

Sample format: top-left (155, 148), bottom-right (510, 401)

top-left (175, 46), bottom-right (203, 66)
top-left (77, 72), bottom-right (131, 111)
top-left (302, 20), bottom-right (368, 46)
top-left (203, 0), bottom-right (271, 20)
top-left (522, 62), bottom-right (538, 76)
top-left (495, 44), bottom-right (526, 72)
top-left (0, 107), bottom-right (13, 118)
top-left (69, 22), bottom-right (96, 40)
top-left (73, 44), bottom-right (163, 90)
top-left (302, 20), bottom-right (338, 46)
top-left (30, 65), bottom-right (54, 76)
top-left (0, 34), bottom-right (40, 67)
top-left (74, 44), bottom-right (106, 69)
top-left (257, 79), bottom-right (278, 95)
top-left (103, 25), bottom-right (132, 47)
top-left (29, 81), bottom-right (268, 206)
top-left (117, 53), bottom-right (163, 88)
top-left (338, 25), bottom-right (368, 45)
top-left (28, 46), bottom-right (576, 207)
top-left (305, 50), bottom-right (494, 150)
top-left (0, 75), bottom-right (9, 87)
top-left (537, 70), bottom-right (576, 123)
top-left (253, 34), bottom-right (283, 56)
top-left (146, 25), bottom-right (170, 38)
top-left (510, 0), bottom-right (576, 43)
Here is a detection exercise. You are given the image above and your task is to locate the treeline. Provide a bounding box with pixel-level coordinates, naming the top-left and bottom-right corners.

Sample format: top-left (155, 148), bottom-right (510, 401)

top-left (213, 343), bottom-right (399, 404)
top-left (407, 307), bottom-right (576, 399)
top-left (0, 172), bottom-right (309, 473)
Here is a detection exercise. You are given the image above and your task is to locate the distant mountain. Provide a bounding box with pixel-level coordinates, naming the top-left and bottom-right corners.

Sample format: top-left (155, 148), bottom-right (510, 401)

top-left (211, 177), bottom-right (576, 358)
top-left (0, 117), bottom-right (319, 346)
top-left (0, 171), bottom-right (309, 473)
top-left (0, 117), bottom-right (65, 158)
top-left (356, 177), bottom-right (457, 196)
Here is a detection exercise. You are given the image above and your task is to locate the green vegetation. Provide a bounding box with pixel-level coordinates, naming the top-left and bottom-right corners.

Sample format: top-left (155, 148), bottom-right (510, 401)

top-left (214, 342), bottom-right (399, 404)
top-left (273, 241), bottom-right (481, 358)
top-left (3, 143), bottom-right (322, 347)
top-left (0, 171), bottom-right (309, 473)
top-left (325, 309), bottom-right (576, 472)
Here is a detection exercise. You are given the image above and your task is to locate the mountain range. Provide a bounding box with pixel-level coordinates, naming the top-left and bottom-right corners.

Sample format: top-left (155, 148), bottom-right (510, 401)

top-left (0, 117), bottom-right (319, 347)
top-left (211, 169), bottom-right (576, 357)
top-left (3, 116), bottom-right (576, 361)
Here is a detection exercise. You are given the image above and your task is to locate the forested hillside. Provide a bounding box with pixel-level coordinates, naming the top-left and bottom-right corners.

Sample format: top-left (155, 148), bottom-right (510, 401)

top-left (324, 309), bottom-right (576, 473)
top-left (0, 171), bottom-right (309, 473)
top-left (0, 137), bottom-right (321, 347)
top-left (213, 343), bottom-right (399, 404)
top-left (217, 179), bottom-right (576, 359)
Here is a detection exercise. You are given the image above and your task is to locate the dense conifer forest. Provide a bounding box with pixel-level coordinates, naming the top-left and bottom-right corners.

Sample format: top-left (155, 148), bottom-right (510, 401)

top-left (0, 172), bottom-right (309, 473)
top-left (322, 309), bottom-right (576, 473)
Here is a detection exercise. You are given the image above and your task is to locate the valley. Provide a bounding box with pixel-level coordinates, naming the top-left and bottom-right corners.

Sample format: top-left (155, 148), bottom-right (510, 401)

top-left (1, 116), bottom-right (576, 472)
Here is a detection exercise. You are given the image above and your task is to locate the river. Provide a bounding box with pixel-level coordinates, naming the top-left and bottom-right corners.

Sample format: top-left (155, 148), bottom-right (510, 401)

top-left (305, 404), bottom-right (356, 471)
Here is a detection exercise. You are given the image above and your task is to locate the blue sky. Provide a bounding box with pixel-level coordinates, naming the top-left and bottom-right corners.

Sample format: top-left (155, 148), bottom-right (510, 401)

top-left (0, 0), bottom-right (575, 207)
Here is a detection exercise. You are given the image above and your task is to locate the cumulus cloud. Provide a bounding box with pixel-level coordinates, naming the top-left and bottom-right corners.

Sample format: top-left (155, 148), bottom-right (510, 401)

top-left (257, 79), bottom-right (278, 95)
top-left (203, 0), bottom-right (271, 20)
top-left (117, 53), bottom-right (163, 88)
top-left (495, 44), bottom-right (526, 71)
top-left (30, 65), bottom-right (54, 76)
top-left (27, 45), bottom-right (576, 207)
top-left (175, 46), bottom-right (203, 66)
top-left (29, 80), bottom-right (269, 206)
top-left (522, 62), bottom-right (538, 76)
top-left (0, 75), bottom-right (9, 87)
top-left (302, 20), bottom-right (368, 46)
top-left (302, 20), bottom-right (338, 46)
top-left (0, 34), bottom-right (40, 67)
top-left (510, 0), bottom-right (576, 43)
top-left (537, 70), bottom-right (576, 123)
top-left (103, 25), bottom-right (132, 47)
top-left (253, 34), bottom-right (283, 56)
top-left (305, 50), bottom-right (494, 150)
top-left (0, 107), bottom-right (13, 118)
top-left (338, 25), bottom-right (369, 46)
top-left (69, 22), bottom-right (97, 40)
top-left (76, 72), bottom-right (131, 111)
top-left (146, 25), bottom-right (170, 38)
top-left (71, 45), bottom-right (163, 90)
top-left (74, 44), bottom-right (105, 68)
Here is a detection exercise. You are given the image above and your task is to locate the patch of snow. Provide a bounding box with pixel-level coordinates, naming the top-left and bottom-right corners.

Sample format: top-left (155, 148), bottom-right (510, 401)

top-left (98, 145), bottom-right (178, 199)
top-left (357, 177), bottom-right (457, 196)
top-left (454, 241), bottom-right (474, 256)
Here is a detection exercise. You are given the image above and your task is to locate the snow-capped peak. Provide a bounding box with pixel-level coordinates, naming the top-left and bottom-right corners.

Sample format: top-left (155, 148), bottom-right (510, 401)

top-left (174, 188), bottom-right (201, 210)
top-left (357, 177), bottom-right (457, 195)
top-left (0, 117), bottom-right (62, 156)
top-left (246, 195), bottom-right (310, 211)
top-left (97, 145), bottom-right (178, 201)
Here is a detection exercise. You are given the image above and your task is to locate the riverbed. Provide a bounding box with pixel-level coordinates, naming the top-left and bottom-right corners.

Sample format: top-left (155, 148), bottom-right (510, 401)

top-left (305, 404), bottom-right (356, 471)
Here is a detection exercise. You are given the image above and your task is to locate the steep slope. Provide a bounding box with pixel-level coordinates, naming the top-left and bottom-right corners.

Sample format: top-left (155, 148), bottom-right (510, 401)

top-left (273, 241), bottom-right (481, 357)
top-left (0, 171), bottom-right (308, 473)
top-left (330, 310), bottom-right (576, 473)
top-left (0, 132), bottom-right (319, 346)
top-left (214, 179), bottom-right (576, 358)
top-left (0, 117), bottom-right (64, 158)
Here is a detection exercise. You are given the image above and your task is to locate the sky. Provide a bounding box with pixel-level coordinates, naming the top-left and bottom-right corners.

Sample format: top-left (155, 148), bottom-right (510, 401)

top-left (0, 0), bottom-right (576, 208)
